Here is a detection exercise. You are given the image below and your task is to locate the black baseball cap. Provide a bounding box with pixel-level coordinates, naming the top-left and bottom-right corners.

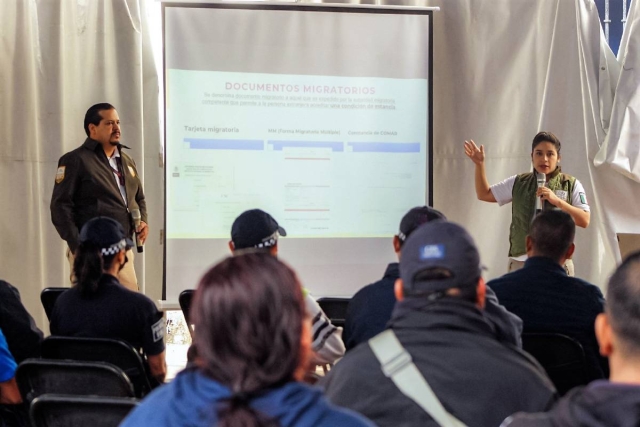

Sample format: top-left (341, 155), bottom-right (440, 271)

top-left (398, 206), bottom-right (446, 243)
top-left (230, 209), bottom-right (287, 250)
top-left (79, 217), bottom-right (133, 256)
top-left (400, 221), bottom-right (482, 295)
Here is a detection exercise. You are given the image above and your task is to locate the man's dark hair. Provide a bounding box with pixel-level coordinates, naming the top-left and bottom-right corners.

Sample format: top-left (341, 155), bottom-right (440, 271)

top-left (398, 206), bottom-right (446, 248)
top-left (531, 131), bottom-right (561, 153)
top-left (408, 267), bottom-right (478, 302)
top-left (528, 210), bottom-right (575, 262)
top-left (84, 103), bottom-right (115, 136)
top-left (606, 251), bottom-right (640, 356)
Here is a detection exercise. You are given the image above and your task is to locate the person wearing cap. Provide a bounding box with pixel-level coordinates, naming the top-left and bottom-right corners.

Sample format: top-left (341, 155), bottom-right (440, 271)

top-left (488, 210), bottom-right (607, 382)
top-left (343, 206), bottom-right (523, 351)
top-left (230, 209), bottom-right (345, 366)
top-left (51, 103), bottom-right (148, 291)
top-left (322, 221), bottom-right (556, 427)
top-left (49, 217), bottom-right (166, 384)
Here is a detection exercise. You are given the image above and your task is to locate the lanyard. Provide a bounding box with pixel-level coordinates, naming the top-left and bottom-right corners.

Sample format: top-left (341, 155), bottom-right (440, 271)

top-left (109, 155), bottom-right (125, 186)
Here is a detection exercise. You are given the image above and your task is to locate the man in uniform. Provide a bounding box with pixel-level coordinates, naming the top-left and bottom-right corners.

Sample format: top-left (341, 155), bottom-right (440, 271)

top-left (50, 103), bottom-right (148, 291)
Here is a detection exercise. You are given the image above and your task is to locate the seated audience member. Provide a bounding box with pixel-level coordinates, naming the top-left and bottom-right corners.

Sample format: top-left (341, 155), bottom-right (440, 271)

top-left (343, 206), bottom-right (523, 351)
top-left (502, 251), bottom-right (640, 426)
top-left (121, 254), bottom-right (375, 427)
top-left (489, 210), bottom-right (607, 380)
top-left (0, 280), bottom-right (43, 363)
top-left (0, 327), bottom-right (27, 427)
top-left (49, 217), bottom-right (166, 383)
top-left (321, 221), bottom-right (556, 427)
top-left (229, 209), bottom-right (345, 365)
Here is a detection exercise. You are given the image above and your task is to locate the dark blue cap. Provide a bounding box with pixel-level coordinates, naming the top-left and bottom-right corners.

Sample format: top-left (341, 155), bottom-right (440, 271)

top-left (400, 221), bottom-right (482, 295)
top-left (79, 217), bottom-right (133, 256)
top-left (231, 209), bottom-right (287, 250)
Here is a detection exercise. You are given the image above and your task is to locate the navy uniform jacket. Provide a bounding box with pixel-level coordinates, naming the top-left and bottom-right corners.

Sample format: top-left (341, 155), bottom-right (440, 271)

top-left (50, 138), bottom-right (147, 252)
top-left (488, 256), bottom-right (607, 380)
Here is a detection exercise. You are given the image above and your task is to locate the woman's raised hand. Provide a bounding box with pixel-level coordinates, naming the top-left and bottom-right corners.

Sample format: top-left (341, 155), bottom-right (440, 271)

top-left (464, 140), bottom-right (485, 165)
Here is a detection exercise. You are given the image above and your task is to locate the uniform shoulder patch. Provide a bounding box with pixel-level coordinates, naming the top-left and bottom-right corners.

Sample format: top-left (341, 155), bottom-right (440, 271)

top-left (128, 165), bottom-right (136, 178)
top-left (151, 318), bottom-right (165, 342)
top-left (55, 166), bottom-right (66, 184)
top-left (579, 192), bottom-right (587, 204)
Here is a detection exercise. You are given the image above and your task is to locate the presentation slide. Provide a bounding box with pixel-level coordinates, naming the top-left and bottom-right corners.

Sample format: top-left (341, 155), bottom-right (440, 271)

top-left (163, 4), bottom-right (433, 301)
top-left (167, 70), bottom-right (427, 238)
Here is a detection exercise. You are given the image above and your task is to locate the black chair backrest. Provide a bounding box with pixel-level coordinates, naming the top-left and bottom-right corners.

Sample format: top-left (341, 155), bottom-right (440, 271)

top-left (40, 288), bottom-right (68, 320)
top-left (30, 394), bottom-right (139, 427)
top-left (522, 332), bottom-right (589, 395)
top-left (317, 297), bottom-right (350, 328)
top-left (41, 336), bottom-right (152, 398)
top-left (16, 359), bottom-right (135, 404)
top-left (179, 289), bottom-right (195, 329)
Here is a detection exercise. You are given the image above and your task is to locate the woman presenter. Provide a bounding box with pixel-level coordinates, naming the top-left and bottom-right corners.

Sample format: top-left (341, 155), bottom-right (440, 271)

top-left (464, 131), bottom-right (590, 275)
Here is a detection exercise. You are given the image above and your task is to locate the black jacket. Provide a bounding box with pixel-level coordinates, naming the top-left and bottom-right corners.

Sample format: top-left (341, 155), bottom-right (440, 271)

top-left (50, 138), bottom-right (147, 252)
top-left (344, 263), bottom-right (523, 351)
top-left (0, 280), bottom-right (43, 363)
top-left (503, 380), bottom-right (640, 427)
top-left (322, 299), bottom-right (556, 427)
top-left (488, 256), bottom-right (607, 380)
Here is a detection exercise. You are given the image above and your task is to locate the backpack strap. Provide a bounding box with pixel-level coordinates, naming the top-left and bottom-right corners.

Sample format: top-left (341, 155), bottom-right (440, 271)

top-left (369, 330), bottom-right (467, 427)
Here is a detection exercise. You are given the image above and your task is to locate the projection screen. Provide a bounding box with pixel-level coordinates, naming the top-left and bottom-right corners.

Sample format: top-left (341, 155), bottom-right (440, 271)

top-left (163, 2), bottom-right (434, 301)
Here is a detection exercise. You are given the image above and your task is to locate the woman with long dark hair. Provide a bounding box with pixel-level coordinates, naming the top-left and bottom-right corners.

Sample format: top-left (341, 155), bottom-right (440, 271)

top-left (49, 217), bottom-right (166, 384)
top-left (121, 254), bottom-right (373, 427)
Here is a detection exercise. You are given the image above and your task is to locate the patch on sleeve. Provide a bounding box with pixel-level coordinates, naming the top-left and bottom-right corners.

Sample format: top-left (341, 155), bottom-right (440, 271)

top-left (128, 165), bottom-right (136, 178)
top-left (55, 166), bottom-right (66, 184)
top-left (554, 190), bottom-right (568, 201)
top-left (151, 318), bottom-right (165, 342)
top-left (579, 192), bottom-right (587, 204)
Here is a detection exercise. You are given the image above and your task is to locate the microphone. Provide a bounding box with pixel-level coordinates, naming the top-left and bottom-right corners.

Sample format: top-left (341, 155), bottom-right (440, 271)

top-left (535, 172), bottom-right (546, 213)
top-left (131, 208), bottom-right (144, 253)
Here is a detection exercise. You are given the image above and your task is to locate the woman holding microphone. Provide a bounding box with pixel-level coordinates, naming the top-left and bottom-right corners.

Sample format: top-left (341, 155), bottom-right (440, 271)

top-left (464, 131), bottom-right (590, 275)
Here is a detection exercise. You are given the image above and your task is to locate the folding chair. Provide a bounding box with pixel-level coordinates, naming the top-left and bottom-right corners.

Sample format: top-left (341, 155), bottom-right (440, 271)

top-left (41, 336), bottom-right (152, 398)
top-left (317, 297), bottom-right (350, 328)
top-left (522, 332), bottom-right (590, 395)
top-left (16, 359), bottom-right (134, 404)
top-left (30, 394), bottom-right (139, 427)
top-left (40, 288), bottom-right (68, 321)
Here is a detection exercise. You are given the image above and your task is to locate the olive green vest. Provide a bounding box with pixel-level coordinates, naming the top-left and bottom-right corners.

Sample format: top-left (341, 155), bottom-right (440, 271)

top-left (509, 168), bottom-right (576, 257)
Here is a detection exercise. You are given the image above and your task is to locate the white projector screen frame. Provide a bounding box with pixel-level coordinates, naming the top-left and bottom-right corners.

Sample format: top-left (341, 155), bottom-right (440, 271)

top-left (162, 2), bottom-right (434, 300)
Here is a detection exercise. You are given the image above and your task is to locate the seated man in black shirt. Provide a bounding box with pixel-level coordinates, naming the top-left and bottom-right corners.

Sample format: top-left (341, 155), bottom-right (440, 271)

top-left (50, 217), bottom-right (166, 383)
top-left (489, 210), bottom-right (607, 380)
top-left (0, 280), bottom-right (43, 364)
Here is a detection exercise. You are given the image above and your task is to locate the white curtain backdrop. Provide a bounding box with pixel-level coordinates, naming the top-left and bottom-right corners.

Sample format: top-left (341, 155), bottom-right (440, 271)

top-left (0, 0), bottom-right (162, 330)
top-left (415, 0), bottom-right (639, 290)
top-left (2, 0), bottom-right (639, 330)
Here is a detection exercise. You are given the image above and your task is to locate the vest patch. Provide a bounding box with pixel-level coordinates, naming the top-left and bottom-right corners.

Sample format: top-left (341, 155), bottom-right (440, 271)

top-left (554, 190), bottom-right (568, 201)
top-left (128, 165), bottom-right (136, 178)
top-left (420, 244), bottom-right (445, 260)
top-left (55, 166), bottom-right (66, 184)
top-left (152, 318), bottom-right (165, 342)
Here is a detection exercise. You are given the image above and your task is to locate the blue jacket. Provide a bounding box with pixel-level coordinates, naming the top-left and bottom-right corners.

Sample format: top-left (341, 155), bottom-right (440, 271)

top-left (120, 368), bottom-right (374, 427)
